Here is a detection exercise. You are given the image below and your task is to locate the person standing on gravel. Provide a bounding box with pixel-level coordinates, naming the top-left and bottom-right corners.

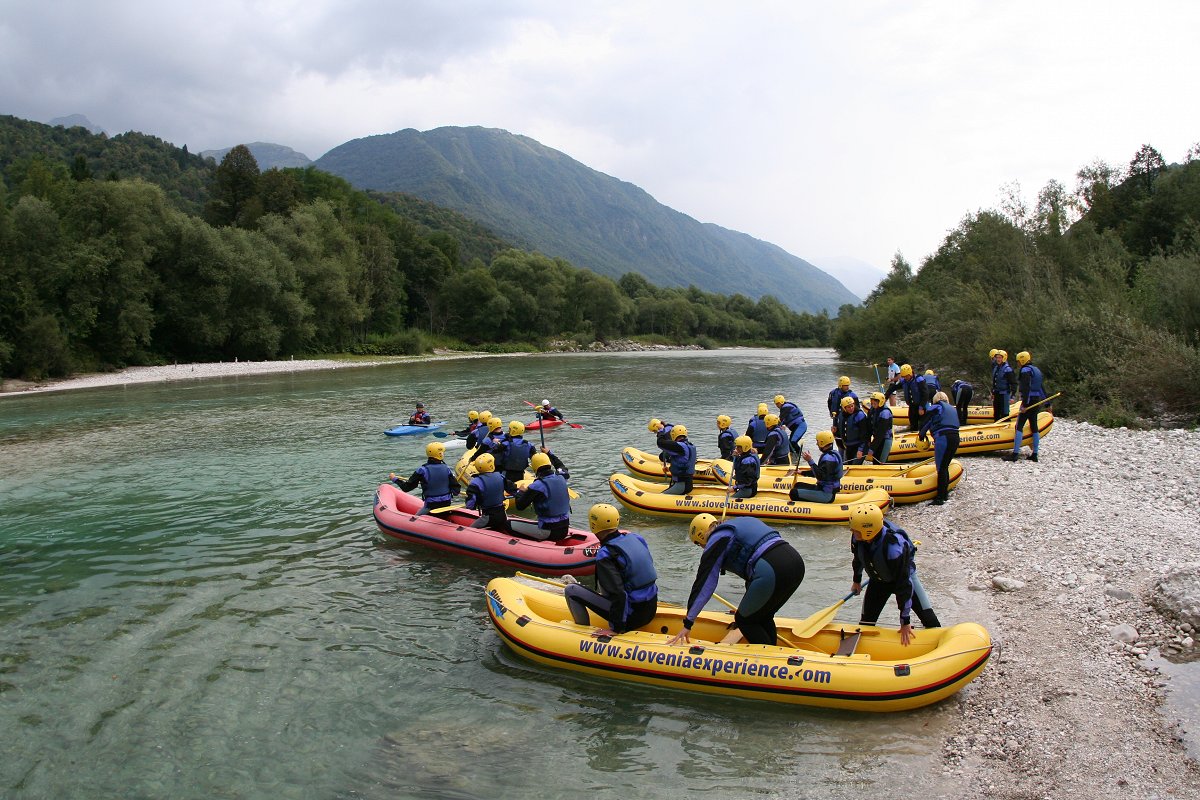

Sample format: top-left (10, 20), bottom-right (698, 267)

top-left (848, 503), bottom-right (940, 645)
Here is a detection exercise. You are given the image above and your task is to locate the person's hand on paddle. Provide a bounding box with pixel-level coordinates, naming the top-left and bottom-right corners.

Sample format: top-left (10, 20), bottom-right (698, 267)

top-left (666, 626), bottom-right (692, 646)
top-left (900, 622), bottom-right (916, 646)
top-left (851, 581), bottom-right (862, 595)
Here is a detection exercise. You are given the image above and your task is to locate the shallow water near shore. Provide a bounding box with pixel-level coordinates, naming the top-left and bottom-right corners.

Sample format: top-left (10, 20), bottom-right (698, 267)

top-left (0, 349), bottom-right (972, 798)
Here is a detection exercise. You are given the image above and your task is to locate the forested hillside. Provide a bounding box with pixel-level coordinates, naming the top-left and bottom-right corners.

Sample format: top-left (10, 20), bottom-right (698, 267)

top-left (0, 117), bottom-right (831, 380)
top-left (313, 126), bottom-right (860, 315)
top-left (834, 144), bottom-right (1200, 426)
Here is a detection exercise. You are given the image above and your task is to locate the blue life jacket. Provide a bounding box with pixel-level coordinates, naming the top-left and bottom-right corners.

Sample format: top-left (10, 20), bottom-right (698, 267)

top-left (814, 449), bottom-right (843, 492)
top-left (1021, 364), bottom-right (1046, 402)
top-left (746, 416), bottom-right (768, 448)
top-left (763, 427), bottom-right (789, 464)
top-left (531, 472), bottom-right (571, 524)
top-left (669, 439), bottom-right (697, 480)
top-left (717, 429), bottom-right (735, 459)
top-left (852, 521), bottom-right (915, 584)
top-left (869, 406), bottom-right (893, 440)
top-left (656, 423), bottom-right (675, 459)
top-left (501, 436), bottom-right (535, 472)
top-left (926, 374), bottom-right (941, 392)
top-left (418, 462), bottom-right (455, 500)
top-left (467, 471), bottom-right (507, 509)
top-left (903, 376), bottom-right (927, 406)
top-left (734, 452), bottom-right (760, 488)
top-left (952, 380), bottom-right (972, 403)
top-left (992, 362), bottom-right (1014, 394)
top-left (923, 401), bottom-right (960, 436)
top-left (778, 402), bottom-right (804, 429)
top-left (841, 409), bottom-right (868, 447)
top-left (827, 388), bottom-right (858, 416)
top-left (600, 532), bottom-right (658, 605)
top-left (714, 517), bottom-right (781, 579)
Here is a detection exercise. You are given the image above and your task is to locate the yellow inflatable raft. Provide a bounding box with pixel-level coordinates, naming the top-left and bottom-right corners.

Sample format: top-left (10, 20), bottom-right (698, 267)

top-left (893, 402), bottom-right (1020, 427)
top-left (707, 459), bottom-right (965, 504)
top-left (878, 411), bottom-right (1054, 462)
top-left (608, 473), bottom-right (893, 525)
top-left (620, 446), bottom-right (724, 483)
top-left (485, 576), bottom-right (992, 713)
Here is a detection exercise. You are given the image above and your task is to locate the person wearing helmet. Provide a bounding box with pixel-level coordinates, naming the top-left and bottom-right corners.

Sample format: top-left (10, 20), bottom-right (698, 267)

top-left (731, 435), bottom-right (760, 499)
top-left (514, 448), bottom-right (572, 540)
top-left (866, 392), bottom-right (894, 464)
top-left (666, 513), bottom-right (805, 647)
top-left (715, 415), bottom-right (736, 460)
top-left (536, 400), bottom-right (565, 422)
top-left (466, 411), bottom-right (493, 448)
top-left (923, 368), bottom-right (941, 394)
top-left (884, 364), bottom-right (928, 432)
top-left (647, 418), bottom-right (675, 464)
top-left (790, 430), bottom-right (843, 503)
top-left (774, 394), bottom-right (808, 458)
top-left (745, 403), bottom-right (769, 450)
top-left (1004, 351), bottom-right (1049, 463)
top-left (408, 401), bottom-right (430, 426)
top-left (394, 440), bottom-right (460, 514)
top-left (917, 391), bottom-right (960, 505)
top-left (657, 424), bottom-right (697, 495)
top-left (564, 504), bottom-right (659, 637)
top-left (759, 414), bottom-right (790, 466)
top-left (826, 376), bottom-right (857, 420)
top-left (991, 349), bottom-right (1017, 421)
top-left (452, 409), bottom-right (481, 438)
top-left (463, 452), bottom-right (518, 533)
top-left (469, 417), bottom-right (507, 464)
top-left (832, 395), bottom-right (870, 464)
top-left (885, 357), bottom-right (901, 405)
top-left (496, 420), bottom-right (538, 483)
top-left (848, 503), bottom-right (940, 646)
top-left (950, 379), bottom-right (974, 426)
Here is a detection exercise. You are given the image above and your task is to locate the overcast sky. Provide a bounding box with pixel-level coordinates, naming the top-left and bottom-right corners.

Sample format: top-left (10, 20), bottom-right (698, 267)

top-left (3, 0), bottom-right (1198, 287)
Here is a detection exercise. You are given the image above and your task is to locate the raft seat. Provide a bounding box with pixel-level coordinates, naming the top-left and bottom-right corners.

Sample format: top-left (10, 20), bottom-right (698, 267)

top-left (835, 631), bottom-right (863, 657)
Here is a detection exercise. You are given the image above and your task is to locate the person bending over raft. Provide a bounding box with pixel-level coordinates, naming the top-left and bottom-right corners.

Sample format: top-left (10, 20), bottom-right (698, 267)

top-left (833, 395), bottom-right (870, 465)
top-left (1003, 350), bottom-right (1048, 463)
top-left (514, 449), bottom-right (572, 541)
top-left (463, 453), bottom-right (517, 534)
top-left (759, 414), bottom-right (790, 466)
top-left (657, 424), bottom-right (697, 495)
top-left (848, 503), bottom-right (940, 646)
top-left (885, 364), bottom-right (928, 432)
top-left (866, 392), bottom-right (894, 464)
top-left (715, 415), bottom-right (736, 460)
top-left (393, 441), bottom-right (460, 514)
top-left (731, 435), bottom-right (760, 499)
top-left (536, 400), bottom-right (565, 422)
top-left (564, 504), bottom-right (659, 637)
top-left (918, 391), bottom-right (960, 506)
top-left (774, 394), bottom-right (808, 459)
top-left (745, 403), bottom-right (770, 450)
top-left (496, 420), bottom-right (538, 484)
top-left (408, 401), bottom-right (430, 426)
top-left (667, 514), bottom-right (806, 647)
top-left (951, 380), bottom-right (974, 426)
top-left (789, 431), bottom-right (843, 503)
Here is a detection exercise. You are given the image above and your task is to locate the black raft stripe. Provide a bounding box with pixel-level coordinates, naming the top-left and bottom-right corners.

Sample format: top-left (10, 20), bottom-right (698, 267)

top-left (491, 612), bottom-right (992, 703)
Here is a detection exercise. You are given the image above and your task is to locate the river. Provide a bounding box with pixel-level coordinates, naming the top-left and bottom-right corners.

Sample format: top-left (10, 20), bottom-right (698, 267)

top-left (0, 348), bottom-right (967, 799)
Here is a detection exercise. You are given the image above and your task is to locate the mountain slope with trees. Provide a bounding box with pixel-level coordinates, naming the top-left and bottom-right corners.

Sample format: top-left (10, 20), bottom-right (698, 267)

top-left (313, 126), bottom-right (858, 315)
top-left (833, 143), bottom-right (1200, 425)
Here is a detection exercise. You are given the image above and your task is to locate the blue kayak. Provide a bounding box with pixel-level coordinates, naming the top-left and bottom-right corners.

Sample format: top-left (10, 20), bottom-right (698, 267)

top-left (383, 421), bottom-right (447, 437)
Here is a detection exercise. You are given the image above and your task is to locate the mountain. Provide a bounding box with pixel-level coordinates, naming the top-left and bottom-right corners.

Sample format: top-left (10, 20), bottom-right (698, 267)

top-left (808, 256), bottom-right (888, 300)
top-left (314, 126), bottom-right (859, 314)
top-left (200, 141), bottom-right (312, 170)
top-left (49, 114), bottom-right (105, 135)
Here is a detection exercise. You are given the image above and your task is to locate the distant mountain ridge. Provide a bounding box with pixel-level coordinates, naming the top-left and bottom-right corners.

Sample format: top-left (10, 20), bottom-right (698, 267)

top-left (49, 114), bottom-right (105, 135)
top-left (200, 142), bottom-right (312, 170)
top-left (314, 126), bottom-right (858, 314)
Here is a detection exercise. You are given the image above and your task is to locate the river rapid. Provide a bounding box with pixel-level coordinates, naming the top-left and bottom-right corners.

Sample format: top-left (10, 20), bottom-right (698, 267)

top-left (0, 348), bottom-right (968, 799)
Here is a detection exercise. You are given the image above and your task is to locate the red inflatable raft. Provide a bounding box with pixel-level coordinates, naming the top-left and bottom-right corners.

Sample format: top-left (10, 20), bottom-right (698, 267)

top-left (372, 483), bottom-right (599, 576)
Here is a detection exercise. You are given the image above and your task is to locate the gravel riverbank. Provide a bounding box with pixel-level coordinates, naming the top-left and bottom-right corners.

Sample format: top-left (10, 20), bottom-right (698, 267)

top-left (5, 358), bottom-right (1198, 797)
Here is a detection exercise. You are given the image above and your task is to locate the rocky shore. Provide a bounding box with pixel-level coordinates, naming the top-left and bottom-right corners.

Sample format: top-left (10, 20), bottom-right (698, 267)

top-left (5, 357), bottom-right (1198, 796)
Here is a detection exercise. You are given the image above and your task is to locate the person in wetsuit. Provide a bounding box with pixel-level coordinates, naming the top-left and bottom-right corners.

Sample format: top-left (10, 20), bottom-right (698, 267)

top-left (789, 430), bottom-right (843, 503)
top-left (657, 424), bottom-right (697, 495)
top-left (866, 391), bottom-right (894, 464)
top-left (715, 414), bottom-right (736, 460)
top-left (394, 441), bottom-right (460, 514)
top-left (918, 391), bottom-right (960, 505)
top-left (564, 504), bottom-right (659, 636)
top-left (848, 503), bottom-right (940, 646)
top-left (773, 394), bottom-right (808, 460)
top-left (463, 452), bottom-right (517, 533)
top-left (730, 435), bottom-right (760, 500)
top-left (514, 449), bottom-right (572, 541)
top-left (1004, 351), bottom-right (1049, 463)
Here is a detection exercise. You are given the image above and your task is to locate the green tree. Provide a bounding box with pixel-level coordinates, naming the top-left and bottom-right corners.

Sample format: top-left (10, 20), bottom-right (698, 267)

top-left (204, 144), bottom-right (261, 228)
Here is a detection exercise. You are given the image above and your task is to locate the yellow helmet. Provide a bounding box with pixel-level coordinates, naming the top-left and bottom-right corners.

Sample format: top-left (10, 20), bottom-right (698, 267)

top-left (997, 350), bottom-right (1008, 362)
top-left (488, 417), bottom-right (503, 431)
top-left (716, 414), bottom-right (732, 429)
top-left (850, 503), bottom-right (885, 541)
top-left (764, 413), bottom-right (780, 427)
top-left (870, 391), bottom-right (885, 404)
top-left (925, 369), bottom-right (935, 376)
top-left (531, 452), bottom-right (552, 471)
top-left (479, 410), bottom-right (493, 423)
top-left (839, 396), bottom-right (856, 410)
top-left (648, 418), bottom-right (663, 432)
top-left (916, 436), bottom-right (933, 451)
top-left (774, 394), bottom-right (786, 406)
top-left (670, 424), bottom-right (688, 440)
top-left (468, 409), bottom-right (479, 421)
top-left (734, 435), bottom-right (753, 451)
top-left (838, 376), bottom-right (851, 388)
top-left (508, 420), bottom-right (525, 436)
top-left (425, 442), bottom-right (446, 460)
top-left (989, 348), bottom-right (999, 359)
top-left (757, 403), bottom-right (768, 416)
top-left (689, 513), bottom-right (717, 547)
top-left (474, 453), bottom-right (495, 473)
top-left (588, 503), bottom-right (620, 534)
top-left (899, 364), bottom-right (913, 378)
top-left (816, 430), bottom-right (835, 449)
top-left (1017, 351), bottom-right (1031, 366)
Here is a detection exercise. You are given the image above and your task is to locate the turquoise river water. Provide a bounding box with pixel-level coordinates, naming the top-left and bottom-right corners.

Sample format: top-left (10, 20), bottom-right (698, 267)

top-left (0, 348), bottom-right (973, 799)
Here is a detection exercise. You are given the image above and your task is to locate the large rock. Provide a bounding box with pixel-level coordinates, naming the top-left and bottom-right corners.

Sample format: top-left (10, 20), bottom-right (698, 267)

top-left (1152, 563), bottom-right (1200, 627)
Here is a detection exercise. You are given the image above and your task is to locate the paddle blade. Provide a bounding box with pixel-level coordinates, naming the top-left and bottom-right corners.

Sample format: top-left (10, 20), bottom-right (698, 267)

top-left (566, 422), bottom-right (584, 429)
top-left (791, 587), bottom-right (863, 640)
